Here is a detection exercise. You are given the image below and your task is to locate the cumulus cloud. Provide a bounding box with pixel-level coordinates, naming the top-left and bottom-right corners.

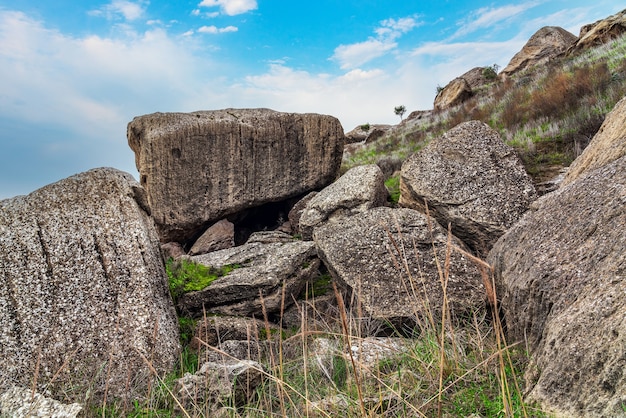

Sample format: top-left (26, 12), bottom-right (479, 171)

top-left (332, 14), bottom-right (421, 70)
top-left (0, 9), bottom-right (221, 195)
top-left (198, 0), bottom-right (257, 16)
top-left (198, 25), bottom-right (238, 34)
top-left (88, 0), bottom-right (147, 21)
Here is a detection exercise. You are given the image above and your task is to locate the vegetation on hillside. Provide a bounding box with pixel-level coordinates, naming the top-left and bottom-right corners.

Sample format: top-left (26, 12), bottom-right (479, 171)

top-left (344, 32), bottom-right (626, 183)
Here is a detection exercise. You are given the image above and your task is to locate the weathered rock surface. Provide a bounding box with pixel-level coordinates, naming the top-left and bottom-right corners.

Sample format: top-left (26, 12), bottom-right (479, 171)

top-left (314, 207), bottom-right (485, 327)
top-left (400, 121), bottom-right (537, 256)
top-left (488, 155), bottom-right (626, 417)
top-left (161, 241), bottom-right (186, 259)
top-left (562, 95), bottom-right (626, 186)
top-left (500, 26), bottom-right (577, 78)
top-left (189, 218), bottom-right (235, 255)
top-left (568, 8), bottom-right (626, 53)
top-left (127, 109), bottom-right (345, 243)
top-left (0, 386), bottom-right (83, 418)
top-left (288, 191), bottom-right (317, 235)
top-left (0, 168), bottom-right (180, 401)
top-left (299, 164), bottom-right (388, 240)
top-left (192, 315), bottom-right (274, 350)
top-left (178, 240), bottom-right (320, 318)
top-left (344, 124), bottom-right (392, 144)
top-left (175, 359), bottom-right (265, 416)
top-left (434, 77), bottom-right (472, 110)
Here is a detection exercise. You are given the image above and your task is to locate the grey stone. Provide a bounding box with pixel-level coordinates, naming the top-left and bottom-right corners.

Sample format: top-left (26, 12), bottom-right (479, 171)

top-left (314, 207), bottom-right (485, 327)
top-left (175, 359), bottom-right (265, 415)
top-left (288, 191), bottom-right (317, 235)
top-left (300, 164), bottom-right (388, 240)
top-left (127, 109), bottom-right (344, 243)
top-left (400, 120), bottom-right (537, 256)
top-left (189, 219), bottom-right (235, 256)
top-left (178, 241), bottom-right (320, 318)
top-left (0, 386), bottom-right (83, 418)
top-left (488, 155), bottom-right (626, 417)
top-left (0, 168), bottom-right (180, 401)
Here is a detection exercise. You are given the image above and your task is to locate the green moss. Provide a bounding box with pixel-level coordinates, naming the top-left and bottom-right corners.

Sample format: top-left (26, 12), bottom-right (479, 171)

top-left (166, 258), bottom-right (240, 303)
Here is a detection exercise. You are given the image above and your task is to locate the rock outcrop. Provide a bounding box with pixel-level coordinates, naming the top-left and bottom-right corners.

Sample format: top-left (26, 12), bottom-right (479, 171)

top-left (568, 8), bottom-right (626, 53)
top-left (434, 77), bottom-right (472, 111)
top-left (400, 121), bottom-right (537, 257)
top-left (299, 164), bottom-right (388, 239)
top-left (434, 67), bottom-right (497, 111)
top-left (500, 26), bottom-right (577, 78)
top-left (127, 109), bottom-right (345, 243)
top-left (344, 124), bottom-right (392, 144)
top-left (314, 207), bottom-right (485, 329)
top-left (178, 240), bottom-right (319, 318)
top-left (0, 168), bottom-right (180, 401)
top-left (488, 155), bottom-right (626, 417)
top-left (562, 95), bottom-right (626, 186)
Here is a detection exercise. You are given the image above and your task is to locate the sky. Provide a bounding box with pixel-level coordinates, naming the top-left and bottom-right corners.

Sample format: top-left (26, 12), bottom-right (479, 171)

top-left (0, 0), bottom-right (622, 199)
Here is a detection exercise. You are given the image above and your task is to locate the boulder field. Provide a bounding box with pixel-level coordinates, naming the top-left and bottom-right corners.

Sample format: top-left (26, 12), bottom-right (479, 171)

top-left (1, 97), bottom-right (625, 417)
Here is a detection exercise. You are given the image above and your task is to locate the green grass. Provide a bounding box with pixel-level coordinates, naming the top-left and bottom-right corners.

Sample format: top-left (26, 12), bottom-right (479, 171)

top-left (385, 175), bottom-right (401, 205)
top-left (166, 258), bottom-right (240, 302)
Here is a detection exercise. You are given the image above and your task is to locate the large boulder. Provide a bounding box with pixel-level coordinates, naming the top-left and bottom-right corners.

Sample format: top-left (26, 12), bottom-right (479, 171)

top-left (0, 168), bottom-right (180, 402)
top-left (500, 26), bottom-right (577, 78)
top-left (562, 95), bottom-right (626, 186)
top-left (487, 155), bottom-right (626, 417)
top-left (127, 109), bottom-right (345, 243)
top-left (568, 8), bottom-right (626, 53)
top-left (400, 121), bottom-right (537, 257)
top-left (299, 164), bottom-right (388, 240)
top-left (433, 77), bottom-right (472, 111)
top-left (178, 240), bottom-right (320, 318)
top-left (314, 207), bottom-right (485, 329)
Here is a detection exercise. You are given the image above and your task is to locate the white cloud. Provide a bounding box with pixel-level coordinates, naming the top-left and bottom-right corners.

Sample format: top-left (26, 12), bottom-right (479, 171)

top-left (88, 0), bottom-right (147, 21)
top-left (453, 2), bottom-right (540, 39)
top-left (198, 25), bottom-right (238, 34)
top-left (333, 39), bottom-right (397, 70)
top-left (198, 0), bottom-right (257, 16)
top-left (332, 14), bottom-right (421, 70)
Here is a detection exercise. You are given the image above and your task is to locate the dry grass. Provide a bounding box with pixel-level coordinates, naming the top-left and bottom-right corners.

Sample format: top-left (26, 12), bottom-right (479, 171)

top-left (80, 217), bottom-right (548, 418)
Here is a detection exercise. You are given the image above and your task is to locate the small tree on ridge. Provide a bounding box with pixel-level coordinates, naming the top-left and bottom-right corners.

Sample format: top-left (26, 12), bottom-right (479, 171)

top-left (394, 105), bottom-right (406, 120)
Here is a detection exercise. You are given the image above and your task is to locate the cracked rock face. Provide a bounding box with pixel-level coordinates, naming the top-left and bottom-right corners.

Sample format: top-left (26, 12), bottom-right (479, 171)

top-left (400, 120), bottom-right (537, 257)
top-left (299, 164), bottom-right (388, 240)
top-left (127, 109), bottom-right (345, 243)
top-left (0, 168), bottom-right (180, 402)
top-left (313, 207), bottom-right (485, 327)
top-left (488, 155), bottom-right (626, 417)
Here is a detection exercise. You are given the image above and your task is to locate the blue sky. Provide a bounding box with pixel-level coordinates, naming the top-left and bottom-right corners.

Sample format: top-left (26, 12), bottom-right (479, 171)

top-left (0, 0), bottom-right (622, 199)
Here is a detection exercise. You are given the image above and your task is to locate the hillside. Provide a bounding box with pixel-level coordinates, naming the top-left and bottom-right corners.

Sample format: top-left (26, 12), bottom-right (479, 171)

top-left (343, 25), bottom-right (626, 192)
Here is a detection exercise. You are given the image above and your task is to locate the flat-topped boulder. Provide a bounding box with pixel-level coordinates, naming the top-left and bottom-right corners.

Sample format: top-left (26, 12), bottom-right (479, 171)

top-left (127, 109), bottom-right (345, 243)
